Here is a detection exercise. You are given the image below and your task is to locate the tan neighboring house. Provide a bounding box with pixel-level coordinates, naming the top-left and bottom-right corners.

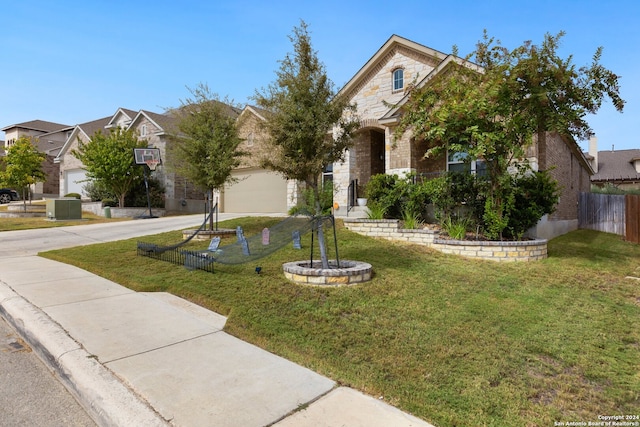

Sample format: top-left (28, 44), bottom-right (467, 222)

top-left (54, 116), bottom-right (112, 196)
top-left (54, 105), bottom-right (287, 213)
top-left (221, 105), bottom-right (298, 213)
top-left (53, 107), bottom-right (204, 212)
top-left (587, 137), bottom-right (640, 190)
top-left (1, 120), bottom-right (72, 197)
top-left (330, 34), bottom-right (593, 239)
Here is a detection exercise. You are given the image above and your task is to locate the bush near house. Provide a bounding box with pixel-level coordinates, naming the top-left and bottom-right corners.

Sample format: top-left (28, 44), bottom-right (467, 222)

top-left (365, 170), bottom-right (559, 240)
top-left (85, 177), bottom-right (165, 208)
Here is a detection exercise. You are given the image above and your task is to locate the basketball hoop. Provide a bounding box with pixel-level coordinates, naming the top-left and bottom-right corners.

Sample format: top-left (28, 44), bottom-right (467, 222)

top-left (133, 147), bottom-right (162, 218)
top-left (145, 159), bottom-right (160, 171)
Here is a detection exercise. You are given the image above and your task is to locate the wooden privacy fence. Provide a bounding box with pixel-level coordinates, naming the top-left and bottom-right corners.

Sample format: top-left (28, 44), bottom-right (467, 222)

top-left (626, 194), bottom-right (640, 244)
top-left (578, 193), bottom-right (640, 243)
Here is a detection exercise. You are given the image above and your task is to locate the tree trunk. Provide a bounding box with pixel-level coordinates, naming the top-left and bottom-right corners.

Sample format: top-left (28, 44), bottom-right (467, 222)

top-left (313, 185), bottom-right (330, 269)
top-left (208, 189), bottom-right (215, 231)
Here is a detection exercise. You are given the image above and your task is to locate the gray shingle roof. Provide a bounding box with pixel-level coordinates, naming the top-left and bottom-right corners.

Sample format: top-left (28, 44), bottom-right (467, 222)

top-left (1, 119), bottom-right (70, 133)
top-left (591, 149), bottom-right (640, 183)
top-left (78, 116), bottom-right (112, 138)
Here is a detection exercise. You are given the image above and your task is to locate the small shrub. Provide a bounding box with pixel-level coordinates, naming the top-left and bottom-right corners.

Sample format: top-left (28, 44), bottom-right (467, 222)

top-left (505, 170), bottom-right (560, 240)
top-left (365, 173), bottom-right (432, 220)
top-left (402, 207), bottom-right (423, 229)
top-left (441, 216), bottom-right (470, 240)
top-left (365, 174), bottom-right (403, 218)
top-left (64, 193), bottom-right (81, 199)
top-left (83, 181), bottom-right (113, 202)
top-left (125, 176), bottom-right (165, 208)
top-left (102, 199), bottom-right (118, 207)
top-left (365, 201), bottom-right (386, 219)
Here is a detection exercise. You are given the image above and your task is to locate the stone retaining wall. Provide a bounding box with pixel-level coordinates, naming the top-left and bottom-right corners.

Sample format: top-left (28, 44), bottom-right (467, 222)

top-left (342, 218), bottom-right (547, 262)
top-left (82, 202), bottom-right (166, 218)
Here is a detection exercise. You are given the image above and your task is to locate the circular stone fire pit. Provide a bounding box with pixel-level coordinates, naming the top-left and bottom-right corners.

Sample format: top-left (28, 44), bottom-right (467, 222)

top-left (282, 260), bottom-right (372, 286)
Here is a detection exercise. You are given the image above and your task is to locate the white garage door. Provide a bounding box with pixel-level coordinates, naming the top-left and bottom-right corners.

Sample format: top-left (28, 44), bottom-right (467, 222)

top-left (65, 169), bottom-right (87, 196)
top-left (223, 169), bottom-right (288, 213)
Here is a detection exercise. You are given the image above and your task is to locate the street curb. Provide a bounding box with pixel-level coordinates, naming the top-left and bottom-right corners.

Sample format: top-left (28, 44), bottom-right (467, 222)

top-left (0, 282), bottom-right (168, 427)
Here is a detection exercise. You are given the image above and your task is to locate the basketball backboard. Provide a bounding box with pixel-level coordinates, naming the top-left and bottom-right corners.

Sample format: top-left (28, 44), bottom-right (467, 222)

top-left (134, 148), bottom-right (162, 170)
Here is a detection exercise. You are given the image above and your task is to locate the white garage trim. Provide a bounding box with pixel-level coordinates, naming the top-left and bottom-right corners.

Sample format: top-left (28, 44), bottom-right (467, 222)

top-left (223, 169), bottom-right (287, 213)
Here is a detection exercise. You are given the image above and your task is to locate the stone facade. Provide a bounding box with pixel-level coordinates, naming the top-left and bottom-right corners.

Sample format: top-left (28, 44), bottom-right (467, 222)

top-left (331, 35), bottom-right (593, 240)
top-left (343, 218), bottom-right (548, 262)
top-left (332, 36), bottom-right (445, 216)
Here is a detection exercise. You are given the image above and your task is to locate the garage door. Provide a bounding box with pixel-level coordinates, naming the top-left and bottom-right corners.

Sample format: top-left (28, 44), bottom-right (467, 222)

top-left (65, 169), bottom-right (87, 196)
top-left (223, 169), bottom-right (288, 213)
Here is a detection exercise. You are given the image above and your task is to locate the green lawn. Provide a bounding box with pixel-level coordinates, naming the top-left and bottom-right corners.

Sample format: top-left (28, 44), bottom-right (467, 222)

top-left (39, 217), bottom-right (640, 427)
top-left (0, 209), bottom-right (127, 231)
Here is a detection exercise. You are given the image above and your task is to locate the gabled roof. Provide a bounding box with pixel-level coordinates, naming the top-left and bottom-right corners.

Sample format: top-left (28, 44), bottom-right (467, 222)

top-left (33, 126), bottom-right (76, 154)
top-left (337, 35), bottom-right (448, 102)
top-left (1, 119), bottom-right (70, 133)
top-left (54, 116), bottom-right (111, 162)
top-left (129, 110), bottom-right (179, 135)
top-left (105, 108), bottom-right (138, 128)
top-left (592, 149), bottom-right (640, 183)
top-left (239, 105), bottom-right (269, 122)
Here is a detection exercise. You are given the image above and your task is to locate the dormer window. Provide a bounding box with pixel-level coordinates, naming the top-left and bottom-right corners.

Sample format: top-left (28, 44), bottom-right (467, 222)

top-left (141, 124), bottom-right (147, 137)
top-left (393, 68), bottom-right (404, 91)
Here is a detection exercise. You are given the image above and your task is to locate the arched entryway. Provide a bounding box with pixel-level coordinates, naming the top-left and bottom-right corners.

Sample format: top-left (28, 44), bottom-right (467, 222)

top-left (353, 128), bottom-right (385, 197)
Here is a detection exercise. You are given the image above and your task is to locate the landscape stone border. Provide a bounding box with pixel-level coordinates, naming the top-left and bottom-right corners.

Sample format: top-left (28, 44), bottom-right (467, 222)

top-left (342, 218), bottom-right (547, 262)
top-left (282, 260), bottom-right (373, 286)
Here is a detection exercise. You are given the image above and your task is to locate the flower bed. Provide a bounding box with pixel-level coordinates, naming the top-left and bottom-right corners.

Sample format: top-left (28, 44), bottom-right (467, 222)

top-left (342, 218), bottom-right (547, 262)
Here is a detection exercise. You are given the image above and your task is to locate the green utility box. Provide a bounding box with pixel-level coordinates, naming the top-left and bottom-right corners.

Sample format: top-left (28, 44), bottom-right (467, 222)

top-left (46, 199), bottom-right (82, 220)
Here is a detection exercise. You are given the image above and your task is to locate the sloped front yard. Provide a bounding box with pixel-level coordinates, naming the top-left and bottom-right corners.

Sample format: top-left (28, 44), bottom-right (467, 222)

top-left (40, 218), bottom-right (640, 427)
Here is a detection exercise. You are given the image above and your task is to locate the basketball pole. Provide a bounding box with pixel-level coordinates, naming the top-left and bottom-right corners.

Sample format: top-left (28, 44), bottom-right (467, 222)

top-left (143, 164), bottom-right (153, 218)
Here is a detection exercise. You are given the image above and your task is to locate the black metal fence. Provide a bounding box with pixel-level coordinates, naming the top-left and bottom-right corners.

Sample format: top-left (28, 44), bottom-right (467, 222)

top-left (137, 243), bottom-right (215, 273)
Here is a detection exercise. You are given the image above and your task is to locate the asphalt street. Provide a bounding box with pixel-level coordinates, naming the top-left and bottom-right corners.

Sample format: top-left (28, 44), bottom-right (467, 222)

top-left (0, 315), bottom-right (96, 427)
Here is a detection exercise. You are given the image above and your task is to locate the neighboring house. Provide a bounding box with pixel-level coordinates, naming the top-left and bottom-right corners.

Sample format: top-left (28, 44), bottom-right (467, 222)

top-left (223, 105), bottom-right (299, 213)
top-left (54, 105), bottom-right (270, 213)
top-left (587, 137), bottom-right (640, 190)
top-left (127, 108), bottom-right (204, 211)
top-left (54, 116), bottom-right (112, 196)
top-left (53, 107), bottom-right (202, 211)
top-left (1, 120), bottom-right (72, 197)
top-left (330, 34), bottom-right (593, 239)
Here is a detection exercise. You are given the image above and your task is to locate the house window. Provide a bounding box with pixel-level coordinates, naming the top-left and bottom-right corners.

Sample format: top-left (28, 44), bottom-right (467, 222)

top-left (322, 162), bottom-right (333, 186)
top-left (247, 132), bottom-right (254, 147)
top-left (141, 125), bottom-right (147, 137)
top-left (393, 68), bottom-right (404, 91)
top-left (447, 151), bottom-right (486, 175)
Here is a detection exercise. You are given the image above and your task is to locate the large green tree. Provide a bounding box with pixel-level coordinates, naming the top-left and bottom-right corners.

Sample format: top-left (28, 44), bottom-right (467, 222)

top-left (168, 83), bottom-right (246, 229)
top-left (0, 136), bottom-right (45, 209)
top-left (72, 127), bottom-right (147, 207)
top-left (504, 31), bottom-right (625, 169)
top-left (397, 31), bottom-right (624, 239)
top-left (253, 21), bottom-right (359, 267)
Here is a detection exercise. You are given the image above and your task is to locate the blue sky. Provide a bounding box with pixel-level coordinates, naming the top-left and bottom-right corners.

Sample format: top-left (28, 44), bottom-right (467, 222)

top-left (1, 0), bottom-right (637, 152)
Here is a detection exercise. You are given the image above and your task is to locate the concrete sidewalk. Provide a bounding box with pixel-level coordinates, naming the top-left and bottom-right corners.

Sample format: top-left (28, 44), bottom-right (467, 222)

top-left (0, 255), bottom-right (434, 427)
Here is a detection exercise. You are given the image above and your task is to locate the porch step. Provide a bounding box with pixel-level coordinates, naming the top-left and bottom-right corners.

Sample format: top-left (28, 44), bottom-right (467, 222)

top-left (336, 206), bottom-right (369, 219)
